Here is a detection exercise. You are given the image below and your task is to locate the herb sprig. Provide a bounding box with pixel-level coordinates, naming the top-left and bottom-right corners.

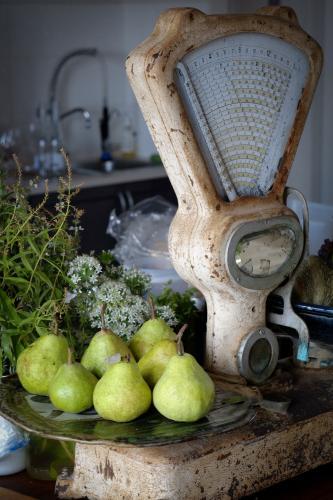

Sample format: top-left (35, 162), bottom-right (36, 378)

top-left (0, 154), bottom-right (80, 375)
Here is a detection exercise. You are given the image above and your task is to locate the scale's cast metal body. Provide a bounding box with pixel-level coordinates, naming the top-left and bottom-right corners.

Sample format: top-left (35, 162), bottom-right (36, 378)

top-left (126, 6), bottom-right (322, 382)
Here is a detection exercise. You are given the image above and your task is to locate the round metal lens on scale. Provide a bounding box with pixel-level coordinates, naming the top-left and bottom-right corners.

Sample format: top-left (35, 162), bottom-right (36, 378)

top-left (238, 327), bottom-right (279, 384)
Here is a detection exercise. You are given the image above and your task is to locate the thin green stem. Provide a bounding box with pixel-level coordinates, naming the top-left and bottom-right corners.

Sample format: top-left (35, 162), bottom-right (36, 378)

top-left (148, 295), bottom-right (155, 319)
top-left (25, 203), bottom-right (70, 296)
top-left (5, 181), bottom-right (49, 247)
top-left (176, 324), bottom-right (188, 356)
top-left (59, 441), bottom-right (75, 462)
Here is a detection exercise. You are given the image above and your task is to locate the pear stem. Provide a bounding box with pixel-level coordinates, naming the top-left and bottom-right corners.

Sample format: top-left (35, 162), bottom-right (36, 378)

top-left (100, 303), bottom-right (107, 331)
top-left (53, 312), bottom-right (59, 336)
top-left (122, 354), bottom-right (131, 363)
top-left (148, 295), bottom-right (156, 319)
top-left (67, 348), bottom-right (73, 365)
top-left (176, 324), bottom-right (188, 356)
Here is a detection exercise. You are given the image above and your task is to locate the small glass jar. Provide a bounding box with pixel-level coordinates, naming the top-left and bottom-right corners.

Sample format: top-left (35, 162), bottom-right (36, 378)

top-left (26, 435), bottom-right (75, 481)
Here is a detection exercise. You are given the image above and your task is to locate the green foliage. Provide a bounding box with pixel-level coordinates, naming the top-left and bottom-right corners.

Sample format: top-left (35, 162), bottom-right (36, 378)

top-left (97, 249), bottom-right (118, 268)
top-left (154, 286), bottom-right (204, 359)
top-left (154, 286), bottom-right (201, 331)
top-left (0, 157), bottom-right (80, 375)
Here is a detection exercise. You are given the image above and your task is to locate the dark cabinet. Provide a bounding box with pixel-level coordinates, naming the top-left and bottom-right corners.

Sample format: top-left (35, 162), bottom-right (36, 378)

top-left (29, 175), bottom-right (177, 253)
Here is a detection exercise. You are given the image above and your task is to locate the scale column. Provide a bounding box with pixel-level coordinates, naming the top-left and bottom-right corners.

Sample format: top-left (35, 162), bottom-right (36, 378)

top-left (204, 289), bottom-right (278, 384)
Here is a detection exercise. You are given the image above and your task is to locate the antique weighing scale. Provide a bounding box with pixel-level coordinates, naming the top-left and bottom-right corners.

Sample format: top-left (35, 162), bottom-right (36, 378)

top-left (2, 5), bottom-right (333, 500)
top-left (126, 4), bottom-right (321, 384)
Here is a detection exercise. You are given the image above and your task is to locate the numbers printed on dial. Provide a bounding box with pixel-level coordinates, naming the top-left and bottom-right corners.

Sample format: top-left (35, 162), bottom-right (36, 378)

top-left (177, 33), bottom-right (309, 199)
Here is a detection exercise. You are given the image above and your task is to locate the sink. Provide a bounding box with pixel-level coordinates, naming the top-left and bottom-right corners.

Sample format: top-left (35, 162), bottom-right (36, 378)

top-left (73, 158), bottom-right (161, 175)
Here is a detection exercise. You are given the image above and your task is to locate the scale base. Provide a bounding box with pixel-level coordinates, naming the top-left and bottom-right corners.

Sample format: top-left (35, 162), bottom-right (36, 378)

top-left (56, 368), bottom-right (333, 500)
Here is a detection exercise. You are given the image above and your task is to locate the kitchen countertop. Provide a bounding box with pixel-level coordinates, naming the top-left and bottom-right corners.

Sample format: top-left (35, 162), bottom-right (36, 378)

top-left (7, 165), bottom-right (168, 196)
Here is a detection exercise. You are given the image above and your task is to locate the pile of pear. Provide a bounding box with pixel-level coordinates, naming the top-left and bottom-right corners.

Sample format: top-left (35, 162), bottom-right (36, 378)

top-left (16, 314), bottom-right (215, 423)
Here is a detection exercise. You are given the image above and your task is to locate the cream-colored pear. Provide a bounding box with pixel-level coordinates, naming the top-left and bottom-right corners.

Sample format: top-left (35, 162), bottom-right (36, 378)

top-left (93, 355), bottom-right (152, 422)
top-left (129, 297), bottom-right (176, 360)
top-left (153, 332), bottom-right (215, 422)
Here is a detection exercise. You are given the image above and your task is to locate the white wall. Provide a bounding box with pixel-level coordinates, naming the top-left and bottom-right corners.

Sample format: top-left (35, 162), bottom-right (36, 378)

top-left (0, 0), bottom-right (223, 164)
top-left (276, 0), bottom-right (331, 204)
top-left (0, 0), bottom-right (332, 203)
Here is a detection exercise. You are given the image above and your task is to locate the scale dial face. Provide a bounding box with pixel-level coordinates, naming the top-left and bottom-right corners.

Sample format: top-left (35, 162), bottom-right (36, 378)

top-left (226, 216), bottom-right (304, 290)
top-left (235, 226), bottom-right (296, 277)
top-left (175, 33), bottom-right (309, 200)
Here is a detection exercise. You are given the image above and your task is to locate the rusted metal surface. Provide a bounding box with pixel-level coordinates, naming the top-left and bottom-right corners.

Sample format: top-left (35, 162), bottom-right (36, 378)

top-left (56, 368), bottom-right (333, 500)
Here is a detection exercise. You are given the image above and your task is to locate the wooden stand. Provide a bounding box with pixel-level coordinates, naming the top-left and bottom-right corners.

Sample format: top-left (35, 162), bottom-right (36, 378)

top-left (56, 368), bottom-right (333, 500)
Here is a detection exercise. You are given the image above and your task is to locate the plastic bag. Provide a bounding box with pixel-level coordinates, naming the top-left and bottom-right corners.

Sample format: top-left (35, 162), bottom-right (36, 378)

top-left (107, 195), bottom-right (176, 270)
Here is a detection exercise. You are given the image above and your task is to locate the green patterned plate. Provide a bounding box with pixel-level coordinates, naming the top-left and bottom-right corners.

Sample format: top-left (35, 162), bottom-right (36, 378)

top-left (0, 379), bottom-right (255, 447)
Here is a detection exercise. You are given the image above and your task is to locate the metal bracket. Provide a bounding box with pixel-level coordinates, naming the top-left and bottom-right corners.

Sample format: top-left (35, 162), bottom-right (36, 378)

top-left (269, 187), bottom-right (310, 362)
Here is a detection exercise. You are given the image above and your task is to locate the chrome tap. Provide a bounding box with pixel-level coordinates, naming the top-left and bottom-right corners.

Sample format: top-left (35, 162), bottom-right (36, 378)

top-left (48, 48), bottom-right (97, 130)
top-left (60, 108), bottom-right (92, 128)
top-left (35, 48), bottom-right (98, 176)
top-left (47, 48), bottom-right (97, 155)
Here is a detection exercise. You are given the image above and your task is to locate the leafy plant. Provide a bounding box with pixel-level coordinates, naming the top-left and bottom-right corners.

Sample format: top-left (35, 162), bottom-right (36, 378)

top-left (0, 155), bottom-right (204, 375)
top-left (154, 286), bottom-right (201, 328)
top-left (154, 286), bottom-right (204, 360)
top-left (0, 155), bottom-right (80, 375)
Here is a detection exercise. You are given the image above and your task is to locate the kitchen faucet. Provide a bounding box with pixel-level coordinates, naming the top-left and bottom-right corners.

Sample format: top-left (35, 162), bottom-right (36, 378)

top-left (48, 48), bottom-right (97, 140)
top-left (60, 107), bottom-right (92, 128)
top-left (34, 48), bottom-right (98, 175)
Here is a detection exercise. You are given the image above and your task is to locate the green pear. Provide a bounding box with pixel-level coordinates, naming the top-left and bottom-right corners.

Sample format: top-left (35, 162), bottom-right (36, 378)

top-left (16, 333), bottom-right (68, 396)
top-left (137, 325), bottom-right (188, 387)
top-left (138, 339), bottom-right (177, 387)
top-left (93, 357), bottom-right (152, 422)
top-left (129, 298), bottom-right (176, 360)
top-left (153, 335), bottom-right (215, 422)
top-left (81, 328), bottom-right (134, 378)
top-left (129, 319), bottom-right (177, 360)
top-left (49, 350), bottom-right (98, 413)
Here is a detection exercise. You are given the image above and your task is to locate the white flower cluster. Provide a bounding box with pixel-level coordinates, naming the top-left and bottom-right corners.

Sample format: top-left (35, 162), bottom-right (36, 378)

top-left (68, 255), bottom-right (102, 293)
top-left (88, 280), bottom-right (150, 341)
top-left (155, 305), bottom-right (178, 327)
top-left (67, 254), bottom-right (178, 341)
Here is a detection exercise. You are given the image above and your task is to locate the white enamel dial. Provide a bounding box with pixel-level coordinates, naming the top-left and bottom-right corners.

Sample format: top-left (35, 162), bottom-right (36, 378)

top-left (175, 33), bottom-right (309, 200)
